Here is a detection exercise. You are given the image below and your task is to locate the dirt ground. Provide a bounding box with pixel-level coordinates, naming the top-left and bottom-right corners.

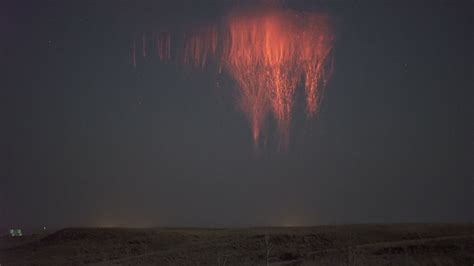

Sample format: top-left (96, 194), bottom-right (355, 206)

top-left (1, 224), bottom-right (473, 265)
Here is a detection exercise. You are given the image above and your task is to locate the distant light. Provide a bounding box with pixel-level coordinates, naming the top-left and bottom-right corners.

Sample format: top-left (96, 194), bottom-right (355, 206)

top-left (9, 229), bottom-right (22, 237)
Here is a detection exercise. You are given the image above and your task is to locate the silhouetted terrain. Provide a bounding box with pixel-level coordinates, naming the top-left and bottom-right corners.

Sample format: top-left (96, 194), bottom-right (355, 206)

top-left (1, 224), bottom-right (473, 265)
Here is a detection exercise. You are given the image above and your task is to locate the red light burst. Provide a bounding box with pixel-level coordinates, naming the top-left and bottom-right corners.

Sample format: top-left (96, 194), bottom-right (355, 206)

top-left (131, 7), bottom-right (334, 151)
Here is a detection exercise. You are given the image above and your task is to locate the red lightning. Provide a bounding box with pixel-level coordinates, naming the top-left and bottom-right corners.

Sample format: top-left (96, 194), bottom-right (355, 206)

top-left (131, 7), bottom-right (334, 151)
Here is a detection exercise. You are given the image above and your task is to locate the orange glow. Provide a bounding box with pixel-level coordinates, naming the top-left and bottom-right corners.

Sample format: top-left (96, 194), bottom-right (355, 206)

top-left (132, 7), bottom-right (334, 150)
top-left (222, 9), bottom-right (334, 148)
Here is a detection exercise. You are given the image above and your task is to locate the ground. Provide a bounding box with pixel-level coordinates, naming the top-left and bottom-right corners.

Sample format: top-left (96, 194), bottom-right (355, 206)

top-left (1, 224), bottom-right (473, 265)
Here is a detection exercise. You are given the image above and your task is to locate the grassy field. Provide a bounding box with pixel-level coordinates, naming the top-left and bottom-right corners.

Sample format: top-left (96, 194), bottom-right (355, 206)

top-left (1, 224), bottom-right (473, 265)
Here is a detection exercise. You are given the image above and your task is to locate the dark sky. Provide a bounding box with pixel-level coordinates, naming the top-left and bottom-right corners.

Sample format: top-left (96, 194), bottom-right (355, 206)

top-left (1, 0), bottom-right (472, 230)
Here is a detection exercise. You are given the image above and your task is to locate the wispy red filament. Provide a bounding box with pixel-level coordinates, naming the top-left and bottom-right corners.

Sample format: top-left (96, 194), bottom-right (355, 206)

top-left (183, 26), bottom-right (218, 67)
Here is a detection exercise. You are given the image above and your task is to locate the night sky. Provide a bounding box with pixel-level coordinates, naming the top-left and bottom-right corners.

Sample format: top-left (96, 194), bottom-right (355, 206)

top-left (1, 0), bottom-right (472, 230)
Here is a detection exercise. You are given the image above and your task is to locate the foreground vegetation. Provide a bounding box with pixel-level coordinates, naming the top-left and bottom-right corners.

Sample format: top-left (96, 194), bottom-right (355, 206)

top-left (1, 224), bottom-right (473, 265)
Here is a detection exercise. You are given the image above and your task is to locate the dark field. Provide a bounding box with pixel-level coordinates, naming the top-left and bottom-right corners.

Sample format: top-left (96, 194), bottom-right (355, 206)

top-left (1, 224), bottom-right (473, 265)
